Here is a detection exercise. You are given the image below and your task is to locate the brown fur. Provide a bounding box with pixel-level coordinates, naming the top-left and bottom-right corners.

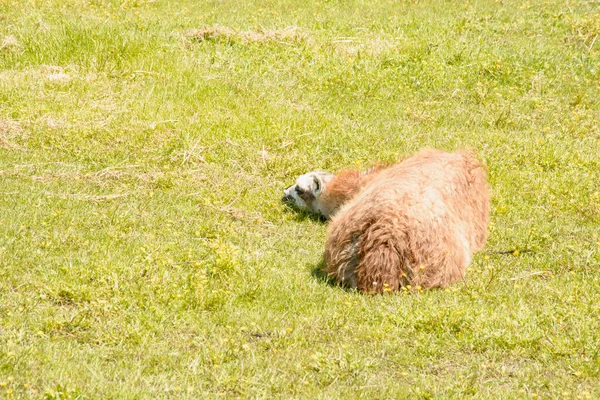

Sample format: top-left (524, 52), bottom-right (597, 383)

top-left (318, 167), bottom-right (383, 217)
top-left (322, 149), bottom-right (490, 293)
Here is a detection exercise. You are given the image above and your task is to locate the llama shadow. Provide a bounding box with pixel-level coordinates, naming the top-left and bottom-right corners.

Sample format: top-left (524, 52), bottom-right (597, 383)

top-left (282, 203), bottom-right (327, 223)
top-left (310, 258), bottom-right (335, 286)
top-left (281, 201), bottom-right (347, 288)
top-left (310, 259), bottom-right (360, 293)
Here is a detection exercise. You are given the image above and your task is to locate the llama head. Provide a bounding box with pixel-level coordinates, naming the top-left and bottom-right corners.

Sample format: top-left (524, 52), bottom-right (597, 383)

top-left (282, 171), bottom-right (335, 217)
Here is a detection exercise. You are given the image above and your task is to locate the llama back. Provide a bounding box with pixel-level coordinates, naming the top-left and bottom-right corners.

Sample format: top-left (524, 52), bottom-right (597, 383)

top-left (383, 149), bottom-right (490, 250)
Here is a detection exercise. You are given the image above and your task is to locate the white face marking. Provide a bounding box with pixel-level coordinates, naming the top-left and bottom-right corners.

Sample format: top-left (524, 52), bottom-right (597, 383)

top-left (282, 171), bottom-right (333, 215)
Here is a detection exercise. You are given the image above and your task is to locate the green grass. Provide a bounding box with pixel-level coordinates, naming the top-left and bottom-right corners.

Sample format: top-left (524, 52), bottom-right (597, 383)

top-left (1, 0), bottom-right (599, 398)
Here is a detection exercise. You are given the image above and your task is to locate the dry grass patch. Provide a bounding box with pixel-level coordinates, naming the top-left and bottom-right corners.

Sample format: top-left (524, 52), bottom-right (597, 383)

top-left (0, 65), bottom-right (81, 89)
top-left (0, 118), bottom-right (26, 150)
top-left (187, 25), bottom-right (308, 45)
top-left (41, 116), bottom-right (69, 130)
top-left (40, 65), bottom-right (73, 84)
top-left (0, 35), bottom-right (21, 52)
top-left (26, 166), bottom-right (172, 189)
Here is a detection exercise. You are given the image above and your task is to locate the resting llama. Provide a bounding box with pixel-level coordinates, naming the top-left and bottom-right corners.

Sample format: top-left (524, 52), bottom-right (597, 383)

top-left (282, 149), bottom-right (490, 293)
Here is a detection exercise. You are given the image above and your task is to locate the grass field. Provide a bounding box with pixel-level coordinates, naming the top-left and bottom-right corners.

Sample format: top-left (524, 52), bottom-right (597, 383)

top-left (1, 0), bottom-right (600, 398)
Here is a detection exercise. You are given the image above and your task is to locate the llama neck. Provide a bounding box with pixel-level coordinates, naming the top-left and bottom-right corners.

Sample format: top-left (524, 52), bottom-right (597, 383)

top-left (320, 168), bottom-right (376, 217)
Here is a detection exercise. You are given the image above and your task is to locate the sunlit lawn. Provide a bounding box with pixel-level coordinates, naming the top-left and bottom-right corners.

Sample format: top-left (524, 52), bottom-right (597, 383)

top-left (1, 0), bottom-right (599, 398)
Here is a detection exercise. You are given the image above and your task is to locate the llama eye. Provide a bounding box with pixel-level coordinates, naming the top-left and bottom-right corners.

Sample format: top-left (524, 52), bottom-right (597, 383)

top-left (295, 186), bottom-right (304, 195)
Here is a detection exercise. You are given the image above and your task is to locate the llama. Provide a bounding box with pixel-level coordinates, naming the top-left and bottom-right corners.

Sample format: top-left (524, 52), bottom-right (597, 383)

top-left (282, 149), bottom-right (490, 293)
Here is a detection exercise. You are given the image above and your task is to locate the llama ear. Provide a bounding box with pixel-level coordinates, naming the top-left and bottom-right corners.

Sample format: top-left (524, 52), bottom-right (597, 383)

top-left (312, 175), bottom-right (322, 195)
